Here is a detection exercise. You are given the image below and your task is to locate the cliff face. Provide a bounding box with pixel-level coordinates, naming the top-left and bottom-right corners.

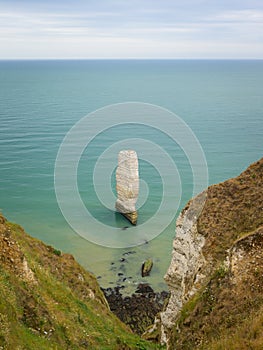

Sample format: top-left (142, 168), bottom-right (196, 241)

top-left (160, 193), bottom-right (207, 344)
top-left (161, 158), bottom-right (263, 349)
top-left (0, 215), bottom-right (158, 349)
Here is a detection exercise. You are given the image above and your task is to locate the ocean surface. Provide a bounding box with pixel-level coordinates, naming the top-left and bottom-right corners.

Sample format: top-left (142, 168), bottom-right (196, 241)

top-left (0, 60), bottom-right (262, 294)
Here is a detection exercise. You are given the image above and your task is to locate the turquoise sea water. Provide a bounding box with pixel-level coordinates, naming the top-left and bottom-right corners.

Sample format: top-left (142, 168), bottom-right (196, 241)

top-left (0, 60), bottom-right (262, 293)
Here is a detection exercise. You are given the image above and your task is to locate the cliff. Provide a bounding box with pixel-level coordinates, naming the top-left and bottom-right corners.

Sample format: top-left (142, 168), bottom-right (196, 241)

top-left (0, 214), bottom-right (161, 349)
top-left (160, 158), bottom-right (263, 349)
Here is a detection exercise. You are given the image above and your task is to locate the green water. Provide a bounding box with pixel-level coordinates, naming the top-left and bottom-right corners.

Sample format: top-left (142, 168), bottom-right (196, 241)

top-left (0, 60), bottom-right (262, 293)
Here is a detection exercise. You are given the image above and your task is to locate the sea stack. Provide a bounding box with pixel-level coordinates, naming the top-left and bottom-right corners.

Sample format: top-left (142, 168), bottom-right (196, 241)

top-left (115, 150), bottom-right (139, 225)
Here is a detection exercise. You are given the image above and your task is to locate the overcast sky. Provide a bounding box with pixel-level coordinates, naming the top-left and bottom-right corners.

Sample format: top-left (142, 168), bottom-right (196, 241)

top-left (0, 0), bottom-right (263, 59)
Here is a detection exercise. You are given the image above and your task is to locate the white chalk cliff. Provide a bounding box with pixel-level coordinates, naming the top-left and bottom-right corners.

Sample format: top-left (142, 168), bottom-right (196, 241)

top-left (158, 158), bottom-right (263, 349)
top-left (160, 192), bottom-right (207, 347)
top-left (115, 150), bottom-right (139, 225)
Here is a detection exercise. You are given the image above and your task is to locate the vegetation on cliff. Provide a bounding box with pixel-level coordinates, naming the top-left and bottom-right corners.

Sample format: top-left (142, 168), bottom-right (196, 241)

top-left (1, 157), bottom-right (262, 349)
top-left (168, 158), bottom-right (263, 349)
top-left (0, 214), bottom-right (161, 349)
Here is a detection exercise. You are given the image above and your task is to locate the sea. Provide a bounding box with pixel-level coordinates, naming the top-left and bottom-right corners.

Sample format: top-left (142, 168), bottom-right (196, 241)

top-left (0, 59), bottom-right (262, 294)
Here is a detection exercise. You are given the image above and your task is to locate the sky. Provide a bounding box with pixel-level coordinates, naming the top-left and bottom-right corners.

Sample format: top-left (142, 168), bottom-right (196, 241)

top-left (0, 0), bottom-right (263, 59)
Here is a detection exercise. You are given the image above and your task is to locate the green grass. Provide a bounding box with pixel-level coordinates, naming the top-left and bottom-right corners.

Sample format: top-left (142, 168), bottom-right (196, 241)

top-left (0, 216), bottom-right (162, 349)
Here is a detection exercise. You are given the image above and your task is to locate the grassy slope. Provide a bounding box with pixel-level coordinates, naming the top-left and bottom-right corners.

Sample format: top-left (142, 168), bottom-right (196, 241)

top-left (0, 215), bottom-right (162, 350)
top-left (170, 158), bottom-right (263, 349)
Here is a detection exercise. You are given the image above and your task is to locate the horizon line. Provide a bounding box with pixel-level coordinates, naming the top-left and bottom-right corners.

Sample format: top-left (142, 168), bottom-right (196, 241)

top-left (0, 57), bottom-right (263, 61)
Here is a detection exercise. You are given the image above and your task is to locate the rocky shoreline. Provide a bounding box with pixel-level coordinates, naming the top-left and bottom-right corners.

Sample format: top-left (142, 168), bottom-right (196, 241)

top-left (102, 283), bottom-right (169, 335)
top-left (98, 248), bottom-right (169, 335)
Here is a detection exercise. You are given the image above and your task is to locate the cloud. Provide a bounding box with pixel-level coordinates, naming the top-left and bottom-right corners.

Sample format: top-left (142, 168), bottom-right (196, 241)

top-left (0, 4), bottom-right (263, 58)
top-left (213, 9), bottom-right (263, 22)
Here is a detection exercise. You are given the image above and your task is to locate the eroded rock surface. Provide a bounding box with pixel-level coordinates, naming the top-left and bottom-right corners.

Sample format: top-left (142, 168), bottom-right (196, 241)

top-left (159, 158), bottom-right (263, 349)
top-left (116, 150), bottom-right (139, 225)
top-left (160, 193), bottom-right (207, 345)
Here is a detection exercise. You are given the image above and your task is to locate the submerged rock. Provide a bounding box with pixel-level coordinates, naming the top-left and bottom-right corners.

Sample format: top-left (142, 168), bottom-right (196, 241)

top-left (115, 150), bottom-right (139, 225)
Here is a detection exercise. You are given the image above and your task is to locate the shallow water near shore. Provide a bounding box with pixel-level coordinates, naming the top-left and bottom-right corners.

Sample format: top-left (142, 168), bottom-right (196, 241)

top-left (0, 59), bottom-right (262, 294)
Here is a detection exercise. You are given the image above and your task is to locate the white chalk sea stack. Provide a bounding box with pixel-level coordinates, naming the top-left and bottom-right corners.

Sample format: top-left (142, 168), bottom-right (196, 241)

top-left (115, 150), bottom-right (139, 225)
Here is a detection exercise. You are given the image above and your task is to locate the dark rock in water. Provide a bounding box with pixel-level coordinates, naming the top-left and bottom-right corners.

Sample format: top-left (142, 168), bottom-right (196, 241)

top-left (104, 288), bottom-right (112, 297)
top-left (135, 283), bottom-right (154, 294)
top-left (123, 251), bottom-right (136, 256)
top-left (141, 258), bottom-right (153, 277)
top-left (102, 284), bottom-right (169, 335)
top-left (119, 257), bottom-right (126, 262)
top-left (121, 226), bottom-right (129, 230)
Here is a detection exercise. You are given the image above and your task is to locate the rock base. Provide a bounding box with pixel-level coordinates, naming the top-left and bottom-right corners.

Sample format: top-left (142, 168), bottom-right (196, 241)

top-left (116, 207), bottom-right (138, 225)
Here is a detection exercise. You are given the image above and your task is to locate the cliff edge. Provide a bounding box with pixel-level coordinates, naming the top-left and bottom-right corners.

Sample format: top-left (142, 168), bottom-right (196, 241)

top-left (160, 158), bottom-right (263, 349)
